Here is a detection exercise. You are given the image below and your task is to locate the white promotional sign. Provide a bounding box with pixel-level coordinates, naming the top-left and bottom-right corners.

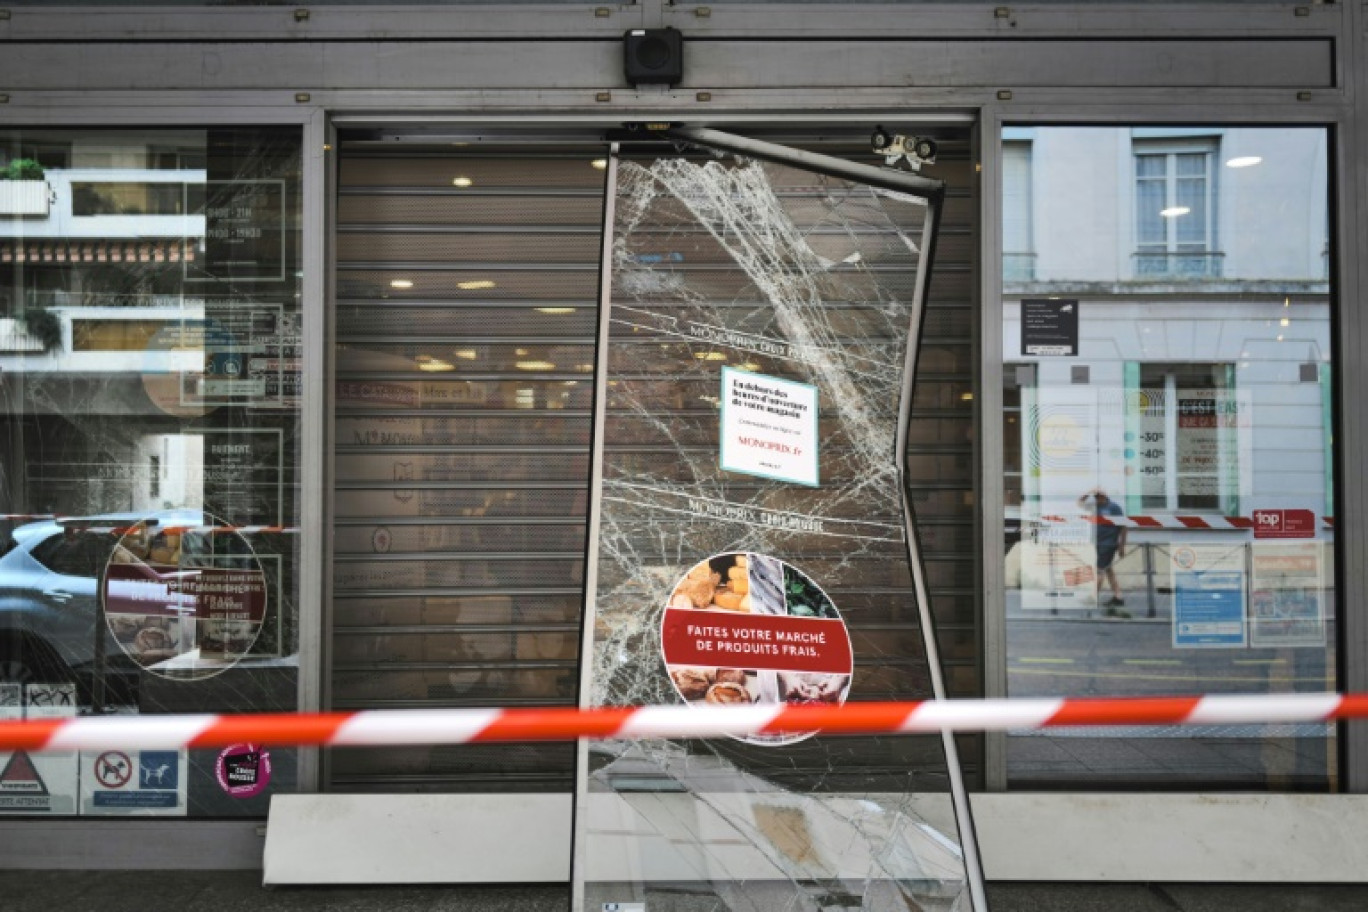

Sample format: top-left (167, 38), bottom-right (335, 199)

top-left (1019, 520), bottom-right (1099, 611)
top-left (719, 367), bottom-right (819, 487)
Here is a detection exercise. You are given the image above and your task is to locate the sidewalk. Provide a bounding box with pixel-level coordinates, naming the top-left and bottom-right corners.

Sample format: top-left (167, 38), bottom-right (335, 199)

top-left (987, 882), bottom-right (1368, 911)
top-left (0, 872), bottom-right (569, 912)
top-left (2, 872), bottom-right (1368, 912)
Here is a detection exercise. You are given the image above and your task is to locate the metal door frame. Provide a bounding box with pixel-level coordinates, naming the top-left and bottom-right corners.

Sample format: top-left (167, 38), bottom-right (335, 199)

top-left (571, 123), bottom-right (983, 910)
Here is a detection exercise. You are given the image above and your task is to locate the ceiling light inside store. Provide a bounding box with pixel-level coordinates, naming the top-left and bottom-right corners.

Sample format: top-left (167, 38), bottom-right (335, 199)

top-left (536, 307), bottom-right (577, 314)
top-left (419, 359), bottom-right (454, 372)
top-left (454, 349), bottom-right (479, 360)
top-left (516, 360), bottom-right (556, 371)
top-left (694, 352), bottom-right (728, 361)
top-left (458, 280), bottom-right (496, 290)
top-left (1280, 318), bottom-right (1290, 327)
top-left (389, 279), bottom-right (414, 289)
top-left (1226, 156), bottom-right (1263, 168)
top-left (591, 159), bottom-right (608, 170)
top-left (452, 176), bottom-right (474, 187)
top-left (1159, 206), bottom-right (1191, 218)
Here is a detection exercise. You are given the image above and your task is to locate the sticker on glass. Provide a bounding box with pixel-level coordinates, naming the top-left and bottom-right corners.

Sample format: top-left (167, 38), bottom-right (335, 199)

top-left (101, 510), bottom-right (268, 680)
top-left (80, 748), bottom-right (187, 816)
top-left (719, 367), bottom-right (820, 487)
top-left (661, 552), bottom-right (853, 745)
top-left (215, 743), bottom-right (272, 799)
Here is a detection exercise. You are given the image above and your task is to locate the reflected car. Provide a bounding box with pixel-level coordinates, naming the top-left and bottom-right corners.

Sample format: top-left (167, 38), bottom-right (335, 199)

top-left (0, 511), bottom-right (202, 710)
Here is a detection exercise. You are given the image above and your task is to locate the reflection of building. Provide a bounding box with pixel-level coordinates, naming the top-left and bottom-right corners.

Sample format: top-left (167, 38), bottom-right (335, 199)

top-left (0, 133), bottom-right (211, 515)
top-left (1000, 129), bottom-right (1338, 812)
top-left (0, 131), bottom-right (297, 521)
top-left (1004, 128), bottom-right (1331, 519)
top-left (5, 5), bottom-right (1368, 902)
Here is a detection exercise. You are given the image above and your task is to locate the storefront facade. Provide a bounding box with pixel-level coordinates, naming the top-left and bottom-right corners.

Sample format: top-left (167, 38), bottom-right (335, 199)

top-left (0, 0), bottom-right (1365, 893)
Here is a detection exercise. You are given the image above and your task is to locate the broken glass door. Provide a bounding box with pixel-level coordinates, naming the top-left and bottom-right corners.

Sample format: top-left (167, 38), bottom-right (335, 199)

top-left (575, 127), bottom-right (984, 911)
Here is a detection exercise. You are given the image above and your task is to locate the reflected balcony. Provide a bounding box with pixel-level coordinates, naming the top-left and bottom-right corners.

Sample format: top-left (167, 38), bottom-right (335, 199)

top-left (1003, 251), bottom-right (1037, 283)
top-left (1133, 249), bottom-right (1224, 279)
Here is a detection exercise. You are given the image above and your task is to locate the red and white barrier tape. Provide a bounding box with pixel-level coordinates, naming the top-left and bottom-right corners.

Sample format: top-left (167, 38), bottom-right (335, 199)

top-left (3, 694), bottom-right (1366, 754)
top-left (0, 515), bottom-right (298, 535)
top-left (1033, 513), bottom-right (1334, 531)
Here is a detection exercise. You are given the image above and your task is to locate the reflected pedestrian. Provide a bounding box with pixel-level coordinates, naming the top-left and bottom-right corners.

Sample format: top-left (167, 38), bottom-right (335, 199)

top-left (1078, 487), bottom-right (1129, 617)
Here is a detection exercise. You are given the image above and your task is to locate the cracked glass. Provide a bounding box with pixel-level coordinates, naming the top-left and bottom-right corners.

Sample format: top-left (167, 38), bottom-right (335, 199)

top-left (577, 145), bottom-right (975, 910)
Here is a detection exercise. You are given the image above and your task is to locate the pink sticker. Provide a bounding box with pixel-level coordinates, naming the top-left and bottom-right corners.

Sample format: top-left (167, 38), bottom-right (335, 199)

top-left (215, 743), bottom-right (271, 798)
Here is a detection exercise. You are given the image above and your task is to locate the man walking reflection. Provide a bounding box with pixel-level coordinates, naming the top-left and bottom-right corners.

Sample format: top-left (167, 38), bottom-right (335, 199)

top-left (1079, 488), bottom-right (1129, 617)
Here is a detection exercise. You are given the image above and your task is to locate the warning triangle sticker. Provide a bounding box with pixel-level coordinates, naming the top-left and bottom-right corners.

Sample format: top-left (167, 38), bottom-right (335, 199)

top-left (0, 751), bottom-right (48, 795)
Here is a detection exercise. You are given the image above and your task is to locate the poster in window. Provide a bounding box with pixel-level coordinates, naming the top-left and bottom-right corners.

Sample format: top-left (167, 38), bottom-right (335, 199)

top-left (198, 427), bottom-right (285, 527)
top-left (719, 367), bottom-right (819, 487)
top-left (1250, 542), bottom-right (1325, 648)
top-left (1171, 543), bottom-right (1247, 648)
top-left (188, 179), bottom-right (287, 284)
top-left (1018, 520), bottom-right (1099, 610)
top-left (1020, 299), bottom-right (1079, 356)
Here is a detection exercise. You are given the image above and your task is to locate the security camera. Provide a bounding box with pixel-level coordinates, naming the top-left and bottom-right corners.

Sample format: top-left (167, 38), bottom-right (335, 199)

top-left (870, 127), bottom-right (938, 172)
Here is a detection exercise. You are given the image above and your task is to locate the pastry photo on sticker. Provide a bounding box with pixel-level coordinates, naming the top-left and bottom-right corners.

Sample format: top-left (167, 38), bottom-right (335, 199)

top-left (667, 553), bottom-right (751, 613)
top-left (660, 552), bottom-right (854, 745)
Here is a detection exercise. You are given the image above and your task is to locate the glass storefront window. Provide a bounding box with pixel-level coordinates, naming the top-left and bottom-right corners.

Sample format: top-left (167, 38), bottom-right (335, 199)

top-left (1001, 126), bottom-right (1335, 789)
top-left (0, 127), bottom-right (303, 815)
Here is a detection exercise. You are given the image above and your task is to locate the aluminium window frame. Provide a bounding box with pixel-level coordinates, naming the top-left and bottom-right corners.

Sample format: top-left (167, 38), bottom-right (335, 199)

top-left (983, 107), bottom-right (1356, 799)
top-left (1132, 138), bottom-right (1223, 280)
top-left (0, 106), bottom-right (328, 868)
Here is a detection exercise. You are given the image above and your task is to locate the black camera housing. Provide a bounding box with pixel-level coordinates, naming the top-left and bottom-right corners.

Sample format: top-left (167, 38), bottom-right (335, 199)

top-left (624, 28), bottom-right (684, 87)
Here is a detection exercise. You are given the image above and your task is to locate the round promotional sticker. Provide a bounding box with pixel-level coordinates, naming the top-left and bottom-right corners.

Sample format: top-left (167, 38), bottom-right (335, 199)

top-left (101, 510), bottom-right (269, 681)
top-left (215, 743), bottom-right (271, 798)
top-left (660, 552), bottom-right (853, 746)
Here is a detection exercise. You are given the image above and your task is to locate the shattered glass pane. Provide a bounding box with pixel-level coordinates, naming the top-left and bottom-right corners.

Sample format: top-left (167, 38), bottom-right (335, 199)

top-left (578, 151), bottom-right (973, 910)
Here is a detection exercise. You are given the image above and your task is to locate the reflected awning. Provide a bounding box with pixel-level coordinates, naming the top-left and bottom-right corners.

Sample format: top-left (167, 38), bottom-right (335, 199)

top-left (0, 238), bottom-right (197, 265)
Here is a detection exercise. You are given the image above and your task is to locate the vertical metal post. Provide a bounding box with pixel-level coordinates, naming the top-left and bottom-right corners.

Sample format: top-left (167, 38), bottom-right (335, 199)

top-left (570, 140), bottom-right (618, 912)
top-left (979, 105), bottom-right (1010, 794)
top-left (297, 108), bottom-right (332, 792)
top-left (1145, 541), bottom-right (1157, 619)
top-left (1343, 0), bottom-right (1368, 794)
top-left (898, 201), bottom-right (990, 912)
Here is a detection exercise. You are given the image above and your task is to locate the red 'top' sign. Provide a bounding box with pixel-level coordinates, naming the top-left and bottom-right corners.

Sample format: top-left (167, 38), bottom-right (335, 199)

top-left (1253, 509), bottom-right (1316, 539)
